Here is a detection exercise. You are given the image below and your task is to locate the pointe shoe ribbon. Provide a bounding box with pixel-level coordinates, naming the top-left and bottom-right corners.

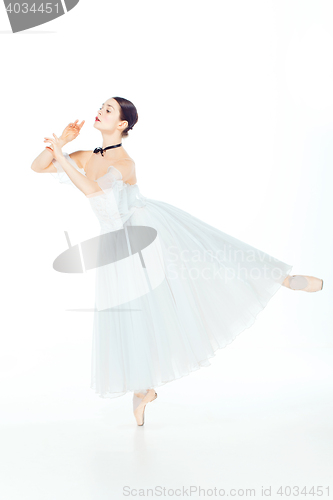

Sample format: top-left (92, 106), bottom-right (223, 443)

top-left (287, 275), bottom-right (324, 292)
top-left (133, 389), bottom-right (158, 426)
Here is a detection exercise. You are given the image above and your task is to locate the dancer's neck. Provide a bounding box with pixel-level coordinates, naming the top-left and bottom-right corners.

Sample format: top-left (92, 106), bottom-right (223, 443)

top-left (101, 132), bottom-right (123, 150)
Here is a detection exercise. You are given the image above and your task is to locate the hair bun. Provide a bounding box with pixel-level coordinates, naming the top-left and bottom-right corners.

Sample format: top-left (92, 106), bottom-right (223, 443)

top-left (112, 97), bottom-right (138, 137)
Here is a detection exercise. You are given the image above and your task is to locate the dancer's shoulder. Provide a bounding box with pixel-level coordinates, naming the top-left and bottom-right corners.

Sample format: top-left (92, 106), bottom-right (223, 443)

top-left (68, 150), bottom-right (92, 170)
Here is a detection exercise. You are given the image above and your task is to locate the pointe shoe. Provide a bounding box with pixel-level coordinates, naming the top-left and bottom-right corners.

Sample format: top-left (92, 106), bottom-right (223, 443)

top-left (133, 389), bottom-right (158, 426)
top-left (286, 275), bottom-right (324, 292)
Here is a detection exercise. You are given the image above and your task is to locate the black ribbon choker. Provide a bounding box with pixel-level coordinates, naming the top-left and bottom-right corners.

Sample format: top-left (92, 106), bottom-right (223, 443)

top-left (93, 143), bottom-right (122, 157)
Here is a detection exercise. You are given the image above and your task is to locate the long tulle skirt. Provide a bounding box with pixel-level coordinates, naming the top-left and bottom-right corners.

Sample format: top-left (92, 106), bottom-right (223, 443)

top-left (90, 197), bottom-right (293, 398)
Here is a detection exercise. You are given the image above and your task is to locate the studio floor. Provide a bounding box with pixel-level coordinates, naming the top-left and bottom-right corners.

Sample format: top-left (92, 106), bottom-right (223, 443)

top-left (1, 345), bottom-right (332, 500)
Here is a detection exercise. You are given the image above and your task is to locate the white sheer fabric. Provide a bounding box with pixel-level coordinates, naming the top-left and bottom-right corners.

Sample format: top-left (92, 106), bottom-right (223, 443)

top-left (51, 153), bottom-right (294, 399)
top-left (51, 152), bottom-right (86, 185)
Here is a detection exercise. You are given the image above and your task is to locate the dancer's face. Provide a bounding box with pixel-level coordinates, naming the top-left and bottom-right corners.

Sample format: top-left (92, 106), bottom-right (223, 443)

top-left (94, 98), bottom-right (127, 135)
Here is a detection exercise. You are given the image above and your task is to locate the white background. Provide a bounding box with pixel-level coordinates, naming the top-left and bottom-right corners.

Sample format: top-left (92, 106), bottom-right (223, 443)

top-left (0, 1), bottom-right (332, 498)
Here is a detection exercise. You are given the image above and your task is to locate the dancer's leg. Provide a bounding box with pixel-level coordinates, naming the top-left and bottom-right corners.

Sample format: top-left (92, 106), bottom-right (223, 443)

top-left (133, 390), bottom-right (148, 412)
top-left (132, 389), bottom-right (158, 426)
top-left (282, 274), bottom-right (323, 292)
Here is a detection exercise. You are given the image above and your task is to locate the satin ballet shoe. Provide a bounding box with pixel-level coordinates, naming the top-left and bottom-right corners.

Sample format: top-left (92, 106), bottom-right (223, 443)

top-left (133, 389), bottom-right (158, 426)
top-left (133, 391), bottom-right (148, 413)
top-left (285, 275), bottom-right (324, 292)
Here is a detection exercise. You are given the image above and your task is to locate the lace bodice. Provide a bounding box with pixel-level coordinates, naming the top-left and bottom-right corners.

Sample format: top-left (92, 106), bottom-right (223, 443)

top-left (51, 152), bottom-right (147, 232)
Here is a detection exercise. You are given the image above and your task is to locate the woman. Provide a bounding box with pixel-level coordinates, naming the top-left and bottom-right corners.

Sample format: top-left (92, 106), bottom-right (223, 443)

top-left (31, 96), bottom-right (324, 426)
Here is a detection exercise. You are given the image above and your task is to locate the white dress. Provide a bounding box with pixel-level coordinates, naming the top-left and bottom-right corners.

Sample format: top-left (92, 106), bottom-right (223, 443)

top-left (51, 152), bottom-right (293, 399)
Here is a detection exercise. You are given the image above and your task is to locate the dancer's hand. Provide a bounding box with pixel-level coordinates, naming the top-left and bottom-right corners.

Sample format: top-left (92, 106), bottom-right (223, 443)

top-left (44, 133), bottom-right (64, 162)
top-left (59, 119), bottom-right (85, 145)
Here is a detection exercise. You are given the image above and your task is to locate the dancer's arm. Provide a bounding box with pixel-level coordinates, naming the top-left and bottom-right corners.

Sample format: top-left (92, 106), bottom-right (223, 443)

top-left (31, 119), bottom-right (85, 172)
top-left (31, 137), bottom-right (67, 173)
top-left (51, 153), bottom-right (102, 196)
top-left (39, 130), bottom-right (102, 196)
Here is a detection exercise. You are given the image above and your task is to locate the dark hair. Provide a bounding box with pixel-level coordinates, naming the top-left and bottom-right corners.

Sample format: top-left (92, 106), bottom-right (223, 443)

top-left (112, 96), bottom-right (138, 137)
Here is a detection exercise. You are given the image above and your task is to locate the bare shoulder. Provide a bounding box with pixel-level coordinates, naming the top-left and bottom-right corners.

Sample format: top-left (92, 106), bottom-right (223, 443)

top-left (112, 157), bottom-right (135, 168)
top-left (112, 158), bottom-right (136, 183)
top-left (68, 150), bottom-right (92, 170)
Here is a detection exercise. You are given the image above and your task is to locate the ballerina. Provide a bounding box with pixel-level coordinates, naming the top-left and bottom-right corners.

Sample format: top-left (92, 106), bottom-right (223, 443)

top-left (31, 96), bottom-right (323, 427)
